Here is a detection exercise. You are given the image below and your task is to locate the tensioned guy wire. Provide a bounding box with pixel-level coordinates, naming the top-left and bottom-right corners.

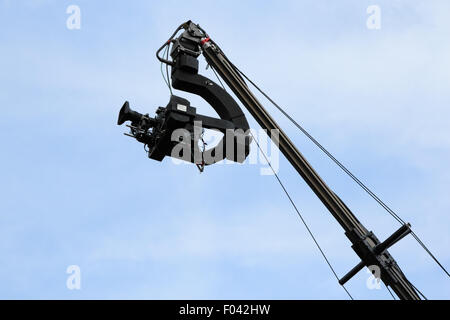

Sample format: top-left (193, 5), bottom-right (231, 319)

top-left (406, 278), bottom-right (428, 300)
top-left (386, 286), bottom-right (396, 300)
top-left (250, 130), bottom-right (354, 300)
top-left (231, 64), bottom-right (450, 280)
top-left (211, 66), bottom-right (354, 299)
top-left (212, 61), bottom-right (430, 298)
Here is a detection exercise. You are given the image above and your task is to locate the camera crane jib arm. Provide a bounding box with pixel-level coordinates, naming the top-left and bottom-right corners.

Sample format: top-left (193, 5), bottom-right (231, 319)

top-left (120, 20), bottom-right (421, 300)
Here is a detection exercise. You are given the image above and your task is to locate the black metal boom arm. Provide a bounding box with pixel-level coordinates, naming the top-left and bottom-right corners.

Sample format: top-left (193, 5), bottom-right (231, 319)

top-left (165, 21), bottom-right (420, 300)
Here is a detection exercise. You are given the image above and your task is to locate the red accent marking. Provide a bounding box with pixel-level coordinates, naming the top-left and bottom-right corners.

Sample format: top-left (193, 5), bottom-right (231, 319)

top-left (201, 37), bottom-right (210, 45)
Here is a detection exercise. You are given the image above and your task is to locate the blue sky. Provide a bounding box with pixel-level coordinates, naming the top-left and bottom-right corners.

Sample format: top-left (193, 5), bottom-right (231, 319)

top-left (0, 0), bottom-right (449, 299)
